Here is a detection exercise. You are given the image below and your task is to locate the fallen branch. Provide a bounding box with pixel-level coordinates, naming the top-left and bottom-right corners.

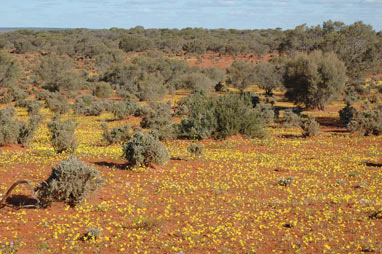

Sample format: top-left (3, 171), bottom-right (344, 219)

top-left (0, 180), bottom-right (40, 209)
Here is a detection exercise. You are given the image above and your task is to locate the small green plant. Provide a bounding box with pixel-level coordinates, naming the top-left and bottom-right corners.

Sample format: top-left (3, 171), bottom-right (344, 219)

top-left (73, 95), bottom-right (105, 116)
top-left (339, 103), bottom-right (357, 125)
top-left (278, 177), bottom-right (294, 187)
top-left (35, 156), bottom-right (104, 207)
top-left (47, 115), bottom-right (78, 153)
top-left (122, 132), bottom-right (169, 167)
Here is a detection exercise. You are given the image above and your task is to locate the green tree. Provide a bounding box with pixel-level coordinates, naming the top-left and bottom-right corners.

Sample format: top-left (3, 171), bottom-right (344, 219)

top-left (253, 62), bottom-right (282, 96)
top-left (283, 50), bottom-right (347, 110)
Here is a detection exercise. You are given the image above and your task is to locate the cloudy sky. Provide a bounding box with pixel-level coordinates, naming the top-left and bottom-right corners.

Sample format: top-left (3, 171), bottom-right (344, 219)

top-left (1, 0), bottom-right (381, 30)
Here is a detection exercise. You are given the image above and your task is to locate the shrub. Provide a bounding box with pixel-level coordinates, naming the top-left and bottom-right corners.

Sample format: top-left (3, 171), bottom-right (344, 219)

top-left (101, 123), bottom-right (131, 145)
top-left (8, 87), bottom-right (28, 101)
top-left (18, 114), bottom-right (43, 147)
top-left (339, 103), bottom-right (357, 125)
top-left (187, 142), bottom-right (204, 156)
top-left (300, 115), bottom-right (320, 137)
top-left (0, 107), bottom-right (42, 147)
top-left (122, 132), bottom-right (169, 167)
top-left (45, 93), bottom-right (71, 114)
top-left (282, 109), bottom-right (301, 128)
top-left (256, 104), bottom-right (275, 124)
top-left (15, 100), bottom-right (42, 115)
top-left (35, 156), bottom-right (104, 207)
top-left (73, 95), bottom-right (105, 116)
top-left (0, 107), bottom-right (21, 146)
top-left (110, 100), bottom-right (139, 120)
top-left (47, 116), bottom-right (78, 153)
top-left (347, 106), bottom-right (382, 136)
top-left (178, 92), bottom-right (265, 139)
top-left (140, 102), bottom-right (172, 130)
top-left (0, 51), bottom-right (20, 88)
top-left (283, 50), bottom-right (347, 110)
top-left (93, 82), bottom-right (113, 98)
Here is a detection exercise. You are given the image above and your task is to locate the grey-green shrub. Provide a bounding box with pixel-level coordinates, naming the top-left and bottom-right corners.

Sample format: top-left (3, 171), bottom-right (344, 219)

top-left (73, 95), bottom-right (105, 116)
top-left (18, 114), bottom-right (43, 147)
top-left (101, 123), bottom-right (131, 145)
top-left (93, 82), bottom-right (113, 98)
top-left (300, 115), bottom-right (320, 137)
top-left (187, 142), bottom-right (204, 156)
top-left (339, 103), bottom-right (357, 125)
top-left (122, 132), bottom-right (169, 167)
top-left (45, 93), bottom-right (71, 114)
top-left (47, 116), bottom-right (78, 153)
top-left (282, 109), bottom-right (301, 128)
top-left (35, 156), bottom-right (104, 207)
top-left (347, 106), bottom-right (382, 136)
top-left (0, 107), bottom-right (21, 146)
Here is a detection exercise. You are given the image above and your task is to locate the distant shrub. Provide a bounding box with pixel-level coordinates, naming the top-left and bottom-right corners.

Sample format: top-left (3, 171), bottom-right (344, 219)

top-left (178, 92), bottom-right (265, 139)
top-left (34, 89), bottom-right (52, 101)
top-left (45, 93), bottom-right (71, 114)
top-left (140, 102), bottom-right (172, 130)
top-left (73, 95), bottom-right (105, 116)
top-left (339, 103), bottom-right (357, 125)
top-left (187, 142), bottom-right (204, 156)
top-left (300, 115), bottom-right (320, 137)
top-left (18, 114), bottom-right (43, 147)
top-left (93, 82), bottom-right (113, 98)
top-left (122, 132), bottom-right (169, 167)
top-left (282, 109), bottom-right (301, 128)
top-left (256, 103), bottom-right (275, 124)
top-left (0, 107), bottom-right (42, 147)
top-left (0, 50), bottom-right (21, 88)
top-left (35, 156), bottom-right (104, 207)
top-left (15, 100), bottom-right (42, 115)
top-left (47, 116), bottom-right (78, 153)
top-left (101, 123), bottom-right (131, 145)
top-left (8, 87), bottom-right (28, 101)
top-left (0, 107), bottom-right (21, 146)
top-left (347, 106), bottom-right (382, 136)
top-left (110, 100), bottom-right (140, 120)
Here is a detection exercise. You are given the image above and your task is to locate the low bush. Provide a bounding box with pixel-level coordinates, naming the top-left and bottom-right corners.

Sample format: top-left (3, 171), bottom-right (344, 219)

top-left (347, 106), bottom-right (382, 136)
top-left (282, 109), bottom-right (301, 128)
top-left (122, 132), bottom-right (169, 167)
top-left (300, 115), bottom-right (320, 137)
top-left (45, 93), bottom-right (71, 114)
top-left (101, 123), bottom-right (131, 145)
top-left (93, 82), bottom-right (113, 98)
top-left (339, 103), bottom-right (357, 125)
top-left (15, 100), bottom-right (42, 115)
top-left (47, 115), bottom-right (78, 153)
top-left (73, 95), bottom-right (105, 116)
top-left (18, 114), bottom-right (43, 147)
top-left (178, 93), bottom-right (265, 140)
top-left (187, 143), bottom-right (204, 156)
top-left (35, 156), bottom-right (104, 207)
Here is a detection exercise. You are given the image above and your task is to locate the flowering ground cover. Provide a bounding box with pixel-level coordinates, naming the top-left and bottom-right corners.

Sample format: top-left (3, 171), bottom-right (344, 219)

top-left (0, 101), bottom-right (381, 254)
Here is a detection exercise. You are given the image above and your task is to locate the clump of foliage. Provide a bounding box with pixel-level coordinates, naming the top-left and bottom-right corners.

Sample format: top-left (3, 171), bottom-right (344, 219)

top-left (300, 115), bottom-right (320, 137)
top-left (283, 50), bottom-right (347, 110)
top-left (347, 106), bottom-right (382, 136)
top-left (225, 60), bottom-right (255, 92)
top-left (339, 103), bottom-right (357, 125)
top-left (0, 50), bottom-right (20, 88)
top-left (256, 103), bottom-right (275, 124)
top-left (17, 114), bottom-right (43, 147)
top-left (47, 115), bottom-right (78, 153)
top-left (35, 54), bottom-right (85, 92)
top-left (187, 142), bottom-right (204, 157)
top-left (110, 100), bottom-right (140, 120)
top-left (0, 107), bottom-right (21, 146)
top-left (35, 156), bottom-right (104, 207)
top-left (93, 82), bottom-right (113, 98)
top-left (178, 92), bottom-right (265, 140)
top-left (282, 109), bottom-right (302, 128)
top-left (45, 93), bottom-right (71, 114)
top-left (15, 100), bottom-right (42, 115)
top-left (140, 102), bottom-right (175, 140)
top-left (253, 62), bottom-right (283, 96)
top-left (0, 107), bottom-right (42, 147)
top-left (73, 95), bottom-right (105, 116)
top-left (101, 123), bottom-right (131, 145)
top-left (122, 132), bottom-right (169, 167)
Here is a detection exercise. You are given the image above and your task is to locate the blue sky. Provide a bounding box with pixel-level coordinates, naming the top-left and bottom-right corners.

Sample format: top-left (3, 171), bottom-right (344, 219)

top-left (1, 0), bottom-right (381, 31)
